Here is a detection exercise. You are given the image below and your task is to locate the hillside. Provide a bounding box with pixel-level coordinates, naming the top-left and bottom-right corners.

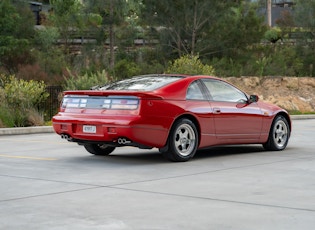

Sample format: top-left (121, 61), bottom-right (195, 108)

top-left (224, 76), bottom-right (315, 113)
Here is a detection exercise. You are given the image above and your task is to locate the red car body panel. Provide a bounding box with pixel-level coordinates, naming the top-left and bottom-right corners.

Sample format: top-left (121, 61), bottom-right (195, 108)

top-left (52, 75), bottom-right (291, 150)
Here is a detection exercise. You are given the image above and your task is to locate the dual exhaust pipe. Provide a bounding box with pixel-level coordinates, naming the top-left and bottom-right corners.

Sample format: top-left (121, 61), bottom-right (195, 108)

top-left (61, 134), bottom-right (72, 141)
top-left (117, 138), bottom-right (131, 145)
top-left (60, 134), bottom-right (131, 145)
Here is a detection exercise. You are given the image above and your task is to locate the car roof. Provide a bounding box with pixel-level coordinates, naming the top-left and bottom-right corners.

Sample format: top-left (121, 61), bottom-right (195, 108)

top-left (64, 74), bottom-right (221, 100)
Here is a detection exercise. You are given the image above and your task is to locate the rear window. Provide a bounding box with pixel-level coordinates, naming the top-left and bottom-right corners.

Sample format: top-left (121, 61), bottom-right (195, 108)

top-left (99, 75), bottom-right (183, 91)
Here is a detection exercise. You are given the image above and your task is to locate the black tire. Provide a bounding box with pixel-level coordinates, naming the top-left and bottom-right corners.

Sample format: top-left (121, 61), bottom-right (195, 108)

top-left (83, 144), bottom-right (115, 156)
top-left (263, 115), bottom-right (290, 151)
top-left (163, 118), bottom-right (199, 162)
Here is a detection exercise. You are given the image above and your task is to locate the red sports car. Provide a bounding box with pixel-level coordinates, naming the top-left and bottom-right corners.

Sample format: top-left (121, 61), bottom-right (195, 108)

top-left (52, 74), bottom-right (291, 162)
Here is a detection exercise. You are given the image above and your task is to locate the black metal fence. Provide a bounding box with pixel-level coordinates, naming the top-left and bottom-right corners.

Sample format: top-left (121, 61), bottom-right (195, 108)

top-left (43, 86), bottom-right (63, 121)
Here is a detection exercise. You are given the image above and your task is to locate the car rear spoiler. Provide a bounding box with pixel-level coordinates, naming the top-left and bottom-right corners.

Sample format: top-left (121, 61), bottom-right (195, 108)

top-left (63, 90), bottom-right (164, 100)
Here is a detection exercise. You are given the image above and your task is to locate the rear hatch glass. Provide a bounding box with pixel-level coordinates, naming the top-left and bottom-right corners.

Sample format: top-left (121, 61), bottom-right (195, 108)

top-left (99, 75), bottom-right (183, 91)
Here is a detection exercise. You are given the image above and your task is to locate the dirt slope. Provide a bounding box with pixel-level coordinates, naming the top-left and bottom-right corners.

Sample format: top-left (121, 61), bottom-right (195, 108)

top-left (223, 76), bottom-right (315, 113)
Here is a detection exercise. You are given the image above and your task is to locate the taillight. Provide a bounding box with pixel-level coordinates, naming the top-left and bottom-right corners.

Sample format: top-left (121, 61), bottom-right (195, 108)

top-left (61, 95), bottom-right (139, 110)
top-left (111, 99), bottom-right (139, 109)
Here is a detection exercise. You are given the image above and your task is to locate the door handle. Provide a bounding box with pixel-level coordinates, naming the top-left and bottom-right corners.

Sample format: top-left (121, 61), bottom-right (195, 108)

top-left (213, 108), bottom-right (221, 114)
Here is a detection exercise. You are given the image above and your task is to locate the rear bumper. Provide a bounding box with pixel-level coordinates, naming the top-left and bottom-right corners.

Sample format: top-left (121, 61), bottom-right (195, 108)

top-left (52, 114), bottom-right (169, 148)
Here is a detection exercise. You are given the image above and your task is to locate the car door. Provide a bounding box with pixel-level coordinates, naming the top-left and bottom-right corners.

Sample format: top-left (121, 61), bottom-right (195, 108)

top-left (201, 79), bottom-right (264, 141)
top-left (185, 80), bottom-right (216, 147)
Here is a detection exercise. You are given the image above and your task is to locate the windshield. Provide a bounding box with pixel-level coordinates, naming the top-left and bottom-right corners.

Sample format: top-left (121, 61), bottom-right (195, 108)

top-left (99, 75), bottom-right (184, 91)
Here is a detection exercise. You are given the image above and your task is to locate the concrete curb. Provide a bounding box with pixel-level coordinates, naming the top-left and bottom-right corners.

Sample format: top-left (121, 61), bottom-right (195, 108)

top-left (0, 126), bottom-right (54, 136)
top-left (290, 114), bottom-right (315, 120)
top-left (0, 115), bottom-right (314, 136)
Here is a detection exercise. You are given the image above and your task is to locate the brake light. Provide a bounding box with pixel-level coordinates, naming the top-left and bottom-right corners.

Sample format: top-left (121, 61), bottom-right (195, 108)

top-left (111, 99), bottom-right (139, 109)
top-left (61, 96), bottom-right (139, 110)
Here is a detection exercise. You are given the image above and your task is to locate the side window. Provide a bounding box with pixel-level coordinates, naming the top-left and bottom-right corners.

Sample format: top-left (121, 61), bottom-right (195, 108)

top-left (202, 79), bottom-right (247, 102)
top-left (186, 81), bottom-right (205, 100)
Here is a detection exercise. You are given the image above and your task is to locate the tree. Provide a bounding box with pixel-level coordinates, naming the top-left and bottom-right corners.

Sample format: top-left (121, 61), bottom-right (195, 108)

top-left (142, 0), bottom-right (265, 59)
top-left (142, 0), bottom-right (223, 56)
top-left (49, 0), bottom-right (84, 52)
top-left (294, 0), bottom-right (315, 48)
top-left (0, 0), bottom-right (35, 74)
top-left (273, 9), bottom-right (294, 43)
top-left (82, 0), bottom-right (128, 69)
top-left (291, 0), bottom-right (315, 76)
top-left (206, 2), bottom-right (266, 57)
top-left (34, 26), bottom-right (68, 82)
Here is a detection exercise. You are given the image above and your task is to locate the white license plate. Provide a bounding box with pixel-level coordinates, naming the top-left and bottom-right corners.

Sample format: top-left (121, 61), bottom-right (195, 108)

top-left (83, 125), bottom-right (96, 133)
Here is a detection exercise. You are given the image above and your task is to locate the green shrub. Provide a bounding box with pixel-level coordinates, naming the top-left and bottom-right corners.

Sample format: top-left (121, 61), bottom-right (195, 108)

top-left (63, 69), bottom-right (110, 90)
top-left (264, 27), bottom-right (282, 43)
top-left (138, 60), bottom-right (165, 75)
top-left (4, 76), bottom-right (49, 108)
top-left (0, 75), bottom-right (49, 127)
top-left (166, 55), bottom-right (215, 75)
top-left (0, 89), bottom-right (15, 127)
top-left (0, 105), bottom-right (15, 128)
top-left (262, 45), bottom-right (304, 76)
top-left (0, 73), bottom-right (10, 87)
top-left (211, 57), bottom-right (244, 77)
top-left (113, 59), bottom-right (141, 80)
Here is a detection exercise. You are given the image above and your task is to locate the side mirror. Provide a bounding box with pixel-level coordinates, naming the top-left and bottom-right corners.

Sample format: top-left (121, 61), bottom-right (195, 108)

top-left (249, 95), bottom-right (259, 103)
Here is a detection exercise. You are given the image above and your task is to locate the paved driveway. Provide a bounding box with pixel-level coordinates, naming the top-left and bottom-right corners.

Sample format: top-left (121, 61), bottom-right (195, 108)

top-left (0, 119), bottom-right (314, 230)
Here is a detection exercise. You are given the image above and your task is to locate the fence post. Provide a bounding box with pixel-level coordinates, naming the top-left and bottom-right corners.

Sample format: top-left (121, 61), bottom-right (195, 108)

top-left (44, 86), bottom-right (63, 121)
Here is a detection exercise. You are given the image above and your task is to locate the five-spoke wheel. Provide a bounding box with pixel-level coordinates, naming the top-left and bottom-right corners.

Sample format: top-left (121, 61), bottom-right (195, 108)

top-left (263, 115), bottom-right (290, 151)
top-left (163, 118), bottom-right (198, 162)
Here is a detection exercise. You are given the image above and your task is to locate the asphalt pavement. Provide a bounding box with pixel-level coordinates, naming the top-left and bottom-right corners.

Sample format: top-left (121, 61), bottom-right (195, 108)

top-left (0, 117), bottom-right (314, 229)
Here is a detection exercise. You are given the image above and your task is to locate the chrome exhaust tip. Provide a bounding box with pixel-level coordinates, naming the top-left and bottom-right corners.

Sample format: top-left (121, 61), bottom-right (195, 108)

top-left (117, 138), bottom-right (132, 145)
top-left (61, 134), bottom-right (72, 141)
